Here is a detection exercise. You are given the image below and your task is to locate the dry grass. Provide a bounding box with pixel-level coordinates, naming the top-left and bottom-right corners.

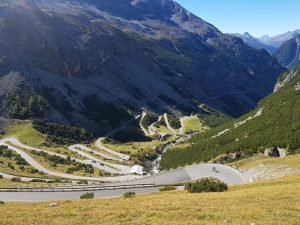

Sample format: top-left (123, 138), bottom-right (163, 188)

top-left (0, 174), bottom-right (300, 225)
top-left (0, 177), bottom-right (67, 188)
top-left (0, 154), bottom-right (50, 178)
top-left (104, 140), bottom-right (169, 155)
top-left (232, 153), bottom-right (300, 170)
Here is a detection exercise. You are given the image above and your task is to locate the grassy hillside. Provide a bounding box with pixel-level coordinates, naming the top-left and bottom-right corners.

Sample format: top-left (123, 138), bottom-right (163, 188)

top-left (0, 120), bottom-right (45, 147)
top-left (161, 68), bottom-right (300, 169)
top-left (232, 152), bottom-right (300, 170)
top-left (1, 173), bottom-right (300, 225)
top-left (183, 116), bottom-right (209, 134)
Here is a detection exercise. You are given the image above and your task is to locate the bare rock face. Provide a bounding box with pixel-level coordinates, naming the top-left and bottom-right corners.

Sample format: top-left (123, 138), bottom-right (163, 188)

top-left (212, 150), bottom-right (244, 164)
top-left (274, 69), bottom-right (298, 92)
top-left (0, 0), bottom-right (284, 133)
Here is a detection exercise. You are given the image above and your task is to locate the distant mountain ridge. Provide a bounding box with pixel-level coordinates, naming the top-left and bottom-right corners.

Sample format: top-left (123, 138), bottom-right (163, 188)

top-left (259, 29), bottom-right (300, 48)
top-left (0, 0), bottom-right (283, 133)
top-left (233, 32), bottom-right (277, 55)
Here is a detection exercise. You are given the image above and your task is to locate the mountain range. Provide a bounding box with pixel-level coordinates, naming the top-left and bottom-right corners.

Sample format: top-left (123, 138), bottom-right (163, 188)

top-left (234, 30), bottom-right (300, 68)
top-left (260, 29), bottom-right (300, 48)
top-left (233, 32), bottom-right (277, 55)
top-left (233, 29), bottom-right (300, 53)
top-left (0, 0), bottom-right (283, 133)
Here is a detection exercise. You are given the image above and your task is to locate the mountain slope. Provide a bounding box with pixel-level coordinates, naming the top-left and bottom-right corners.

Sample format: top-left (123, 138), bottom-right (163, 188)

top-left (1, 173), bottom-right (300, 225)
top-left (275, 35), bottom-right (300, 68)
top-left (260, 29), bottom-right (300, 48)
top-left (233, 32), bottom-right (277, 54)
top-left (161, 68), bottom-right (300, 169)
top-left (0, 0), bottom-right (283, 132)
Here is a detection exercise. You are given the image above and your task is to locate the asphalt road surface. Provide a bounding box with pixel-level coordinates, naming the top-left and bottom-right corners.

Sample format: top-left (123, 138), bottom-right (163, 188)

top-left (0, 163), bottom-right (247, 201)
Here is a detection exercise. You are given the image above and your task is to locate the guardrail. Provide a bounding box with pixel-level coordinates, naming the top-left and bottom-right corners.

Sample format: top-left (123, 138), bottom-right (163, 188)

top-left (0, 184), bottom-right (159, 193)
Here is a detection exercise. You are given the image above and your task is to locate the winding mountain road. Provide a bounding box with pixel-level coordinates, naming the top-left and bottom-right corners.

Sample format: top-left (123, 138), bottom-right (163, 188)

top-left (139, 111), bottom-right (151, 136)
top-left (0, 138), bottom-right (140, 181)
top-left (68, 145), bottom-right (131, 174)
top-left (0, 160), bottom-right (248, 201)
top-left (95, 138), bottom-right (131, 161)
top-left (0, 135), bottom-right (250, 201)
top-left (164, 113), bottom-right (178, 135)
top-left (179, 116), bottom-right (189, 135)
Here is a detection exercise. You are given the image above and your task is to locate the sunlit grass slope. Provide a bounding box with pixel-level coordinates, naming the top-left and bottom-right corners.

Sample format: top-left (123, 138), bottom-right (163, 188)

top-left (0, 120), bottom-right (45, 147)
top-left (1, 173), bottom-right (300, 225)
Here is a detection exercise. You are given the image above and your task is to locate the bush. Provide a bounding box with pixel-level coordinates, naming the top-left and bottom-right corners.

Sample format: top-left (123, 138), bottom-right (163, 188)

top-left (0, 147), bottom-right (12, 159)
top-left (80, 192), bottom-right (94, 199)
top-left (0, 175), bottom-right (3, 179)
top-left (159, 185), bottom-right (176, 192)
top-left (30, 168), bottom-right (39, 174)
top-left (77, 180), bottom-right (88, 185)
top-left (185, 178), bottom-right (228, 193)
top-left (167, 114), bottom-right (181, 129)
top-left (123, 192), bottom-right (135, 198)
top-left (19, 165), bottom-right (24, 170)
top-left (0, 201), bottom-right (4, 204)
top-left (11, 177), bottom-right (21, 182)
top-left (30, 179), bottom-right (46, 183)
top-left (46, 180), bottom-right (55, 183)
top-left (16, 155), bottom-right (29, 165)
top-left (141, 111), bottom-right (158, 128)
top-left (32, 120), bottom-right (95, 145)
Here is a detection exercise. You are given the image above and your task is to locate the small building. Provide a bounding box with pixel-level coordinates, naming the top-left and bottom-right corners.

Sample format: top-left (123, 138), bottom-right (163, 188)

top-left (130, 165), bottom-right (144, 175)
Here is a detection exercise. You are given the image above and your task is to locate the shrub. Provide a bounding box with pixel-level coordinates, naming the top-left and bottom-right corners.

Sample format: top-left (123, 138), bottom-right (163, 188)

top-left (159, 185), bottom-right (176, 192)
top-left (80, 192), bottom-right (94, 199)
top-left (7, 163), bottom-right (14, 170)
top-left (30, 179), bottom-right (46, 183)
top-left (0, 175), bottom-right (3, 179)
top-left (11, 177), bottom-right (21, 182)
top-left (141, 111), bottom-right (158, 128)
top-left (167, 114), bottom-right (181, 129)
top-left (0, 147), bottom-right (12, 159)
top-left (46, 180), bottom-right (55, 183)
top-left (185, 178), bottom-right (228, 193)
top-left (30, 169), bottom-right (39, 174)
top-left (123, 192), bottom-right (135, 198)
top-left (16, 155), bottom-right (29, 165)
top-left (19, 165), bottom-right (25, 170)
top-left (0, 201), bottom-right (4, 204)
top-left (77, 180), bottom-right (88, 185)
top-left (32, 120), bottom-right (95, 145)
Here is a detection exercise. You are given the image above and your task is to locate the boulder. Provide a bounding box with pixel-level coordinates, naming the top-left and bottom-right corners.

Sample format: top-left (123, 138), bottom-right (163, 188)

top-left (49, 203), bottom-right (59, 207)
top-left (265, 147), bottom-right (280, 157)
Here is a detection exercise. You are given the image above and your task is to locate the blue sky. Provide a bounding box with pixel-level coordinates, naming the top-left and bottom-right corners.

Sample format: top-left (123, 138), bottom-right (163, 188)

top-left (175, 0), bottom-right (300, 37)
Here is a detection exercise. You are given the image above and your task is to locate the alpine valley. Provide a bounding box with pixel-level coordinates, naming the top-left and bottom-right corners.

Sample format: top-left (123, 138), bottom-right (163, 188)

top-left (0, 0), bottom-right (284, 133)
